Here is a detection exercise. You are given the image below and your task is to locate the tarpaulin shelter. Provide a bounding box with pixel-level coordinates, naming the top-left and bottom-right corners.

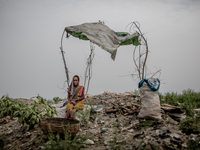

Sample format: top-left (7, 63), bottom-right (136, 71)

top-left (60, 22), bottom-right (140, 86)
top-left (64, 22), bottom-right (140, 60)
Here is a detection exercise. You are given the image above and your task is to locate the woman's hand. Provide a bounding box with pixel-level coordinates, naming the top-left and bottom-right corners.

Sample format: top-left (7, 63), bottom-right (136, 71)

top-left (70, 99), bottom-right (77, 105)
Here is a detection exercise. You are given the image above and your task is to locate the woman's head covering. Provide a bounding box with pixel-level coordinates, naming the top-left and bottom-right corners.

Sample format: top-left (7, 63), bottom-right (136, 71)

top-left (68, 75), bottom-right (80, 96)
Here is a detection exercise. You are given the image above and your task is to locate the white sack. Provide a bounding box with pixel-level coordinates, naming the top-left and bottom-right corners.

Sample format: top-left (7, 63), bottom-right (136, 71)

top-left (137, 82), bottom-right (161, 120)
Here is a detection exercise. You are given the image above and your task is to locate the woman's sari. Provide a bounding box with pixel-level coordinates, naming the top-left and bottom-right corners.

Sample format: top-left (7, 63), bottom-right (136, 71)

top-left (66, 82), bottom-right (85, 114)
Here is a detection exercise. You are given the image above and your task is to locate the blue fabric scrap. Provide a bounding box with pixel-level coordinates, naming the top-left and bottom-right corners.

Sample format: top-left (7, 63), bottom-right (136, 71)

top-left (138, 78), bottom-right (160, 91)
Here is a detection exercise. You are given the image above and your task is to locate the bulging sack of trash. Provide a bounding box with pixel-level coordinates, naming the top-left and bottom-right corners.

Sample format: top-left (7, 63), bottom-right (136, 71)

top-left (137, 78), bottom-right (161, 120)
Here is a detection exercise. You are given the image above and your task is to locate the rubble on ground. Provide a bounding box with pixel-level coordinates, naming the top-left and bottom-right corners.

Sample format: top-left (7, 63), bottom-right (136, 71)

top-left (0, 92), bottom-right (200, 150)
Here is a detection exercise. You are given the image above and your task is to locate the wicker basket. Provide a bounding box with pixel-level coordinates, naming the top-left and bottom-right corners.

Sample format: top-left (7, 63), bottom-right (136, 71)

top-left (40, 118), bottom-right (80, 138)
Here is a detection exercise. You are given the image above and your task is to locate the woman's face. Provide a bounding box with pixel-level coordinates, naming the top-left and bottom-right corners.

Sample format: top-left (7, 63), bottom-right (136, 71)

top-left (73, 77), bottom-right (79, 86)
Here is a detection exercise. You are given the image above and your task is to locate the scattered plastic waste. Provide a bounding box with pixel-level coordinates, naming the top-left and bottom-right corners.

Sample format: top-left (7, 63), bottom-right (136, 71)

top-left (101, 129), bottom-right (110, 134)
top-left (94, 105), bottom-right (103, 112)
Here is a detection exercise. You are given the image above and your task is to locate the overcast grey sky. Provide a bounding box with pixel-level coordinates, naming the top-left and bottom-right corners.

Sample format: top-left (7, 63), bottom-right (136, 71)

top-left (0, 0), bottom-right (200, 99)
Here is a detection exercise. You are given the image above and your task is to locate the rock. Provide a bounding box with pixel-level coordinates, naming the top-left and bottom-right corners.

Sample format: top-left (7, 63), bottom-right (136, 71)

top-left (38, 146), bottom-right (45, 150)
top-left (34, 124), bottom-right (39, 129)
top-left (89, 129), bottom-right (99, 135)
top-left (189, 134), bottom-right (198, 141)
top-left (145, 144), bottom-right (152, 150)
top-left (25, 132), bottom-right (31, 137)
top-left (101, 129), bottom-right (109, 134)
top-left (170, 133), bottom-right (180, 140)
top-left (122, 120), bottom-right (139, 131)
top-left (163, 140), bottom-right (177, 150)
top-left (30, 135), bottom-right (37, 143)
top-left (149, 141), bottom-right (159, 150)
top-left (194, 108), bottom-right (200, 112)
top-left (84, 139), bottom-right (95, 145)
top-left (20, 124), bottom-right (30, 132)
top-left (163, 127), bottom-right (171, 133)
top-left (93, 137), bottom-right (99, 142)
top-left (0, 116), bottom-right (10, 124)
top-left (170, 138), bottom-right (182, 148)
top-left (133, 132), bottom-right (145, 139)
top-left (166, 115), bottom-right (179, 125)
top-left (161, 105), bottom-right (183, 113)
top-left (154, 130), bottom-right (160, 136)
top-left (19, 142), bottom-right (31, 148)
top-left (6, 129), bottom-right (13, 135)
top-left (45, 141), bottom-right (53, 145)
top-left (127, 129), bottom-right (134, 133)
top-left (168, 113), bottom-right (186, 122)
top-left (4, 144), bottom-right (12, 149)
top-left (159, 130), bottom-right (166, 137)
top-left (163, 138), bottom-right (171, 144)
top-left (104, 141), bottom-right (108, 146)
top-left (97, 120), bottom-right (104, 124)
top-left (182, 143), bottom-right (187, 148)
top-left (116, 140), bottom-right (123, 144)
top-left (132, 139), bottom-right (142, 149)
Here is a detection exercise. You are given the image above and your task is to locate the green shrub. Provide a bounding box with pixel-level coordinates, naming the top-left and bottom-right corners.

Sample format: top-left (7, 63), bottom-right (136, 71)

top-left (165, 92), bottom-right (179, 106)
top-left (164, 89), bottom-right (200, 109)
top-left (53, 97), bottom-right (63, 103)
top-left (180, 111), bottom-right (200, 134)
top-left (164, 89), bottom-right (200, 134)
top-left (180, 100), bottom-right (200, 134)
top-left (159, 92), bottom-right (164, 100)
top-left (188, 138), bottom-right (200, 150)
top-left (14, 95), bottom-right (57, 126)
top-left (0, 95), bottom-right (24, 119)
top-left (132, 89), bottom-right (140, 96)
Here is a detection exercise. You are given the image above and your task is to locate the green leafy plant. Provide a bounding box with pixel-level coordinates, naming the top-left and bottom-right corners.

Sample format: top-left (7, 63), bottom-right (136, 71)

top-left (164, 92), bottom-right (179, 106)
top-left (0, 95), bottom-right (24, 119)
top-left (187, 138), bottom-right (200, 150)
top-left (53, 97), bottom-right (63, 103)
top-left (180, 110), bottom-right (200, 134)
top-left (14, 95), bottom-right (57, 126)
top-left (164, 89), bottom-right (200, 108)
top-left (164, 89), bottom-right (200, 134)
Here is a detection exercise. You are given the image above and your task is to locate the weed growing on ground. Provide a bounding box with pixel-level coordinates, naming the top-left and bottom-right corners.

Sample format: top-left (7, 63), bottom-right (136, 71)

top-left (132, 89), bottom-right (140, 96)
top-left (138, 119), bottom-right (156, 129)
top-left (53, 97), bottom-right (63, 103)
top-left (163, 89), bottom-right (200, 134)
top-left (187, 138), bottom-right (200, 150)
top-left (164, 89), bottom-right (200, 108)
top-left (110, 120), bottom-right (124, 150)
top-left (180, 111), bottom-right (200, 134)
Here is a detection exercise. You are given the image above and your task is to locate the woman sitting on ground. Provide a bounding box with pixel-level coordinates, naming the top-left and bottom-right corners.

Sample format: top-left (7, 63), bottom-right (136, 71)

top-left (65, 75), bottom-right (85, 118)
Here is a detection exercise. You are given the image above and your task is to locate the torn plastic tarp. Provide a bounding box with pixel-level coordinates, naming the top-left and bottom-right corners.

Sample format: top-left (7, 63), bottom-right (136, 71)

top-left (65, 22), bottom-right (140, 60)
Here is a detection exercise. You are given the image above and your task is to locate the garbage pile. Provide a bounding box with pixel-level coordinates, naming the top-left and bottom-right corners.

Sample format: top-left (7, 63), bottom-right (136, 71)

top-left (0, 92), bottom-right (200, 150)
top-left (77, 91), bottom-right (199, 150)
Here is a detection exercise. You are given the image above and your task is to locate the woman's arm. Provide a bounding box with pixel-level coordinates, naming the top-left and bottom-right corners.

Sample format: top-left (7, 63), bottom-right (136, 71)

top-left (76, 95), bottom-right (85, 101)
